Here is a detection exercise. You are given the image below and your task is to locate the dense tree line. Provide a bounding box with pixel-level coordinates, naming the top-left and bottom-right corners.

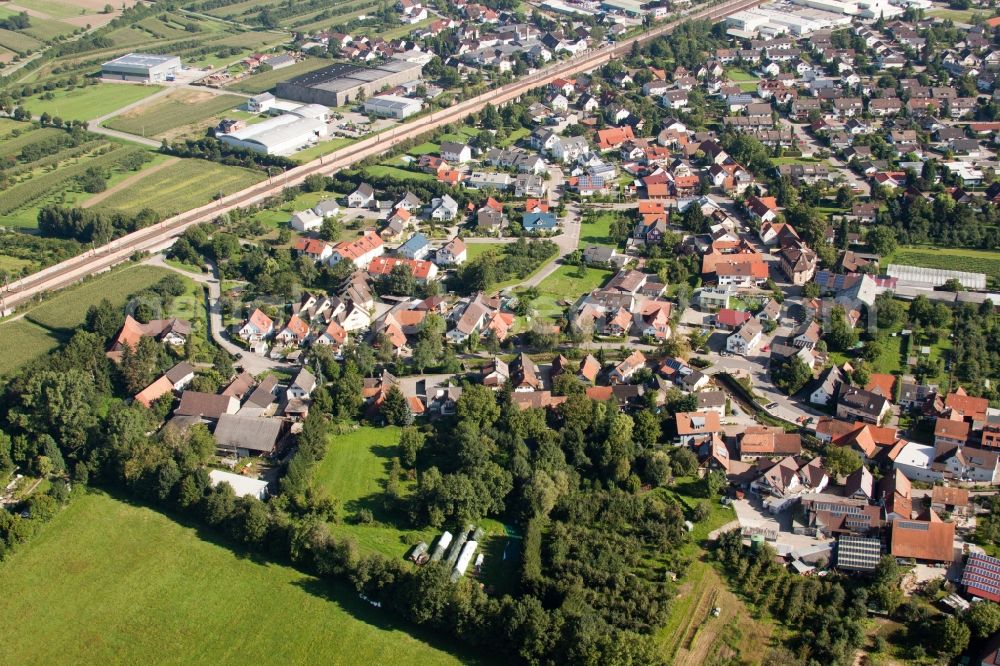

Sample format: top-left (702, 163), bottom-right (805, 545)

top-left (456, 238), bottom-right (558, 294)
top-left (878, 195), bottom-right (1000, 250)
top-left (161, 137), bottom-right (297, 172)
top-left (37, 205), bottom-right (161, 244)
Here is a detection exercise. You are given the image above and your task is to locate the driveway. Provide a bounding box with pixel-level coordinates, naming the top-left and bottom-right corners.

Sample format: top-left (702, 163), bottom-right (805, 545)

top-left (145, 255), bottom-right (284, 375)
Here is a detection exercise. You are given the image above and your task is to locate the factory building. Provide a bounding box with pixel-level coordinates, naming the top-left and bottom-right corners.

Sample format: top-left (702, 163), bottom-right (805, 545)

top-left (726, 1), bottom-right (851, 37)
top-left (101, 53), bottom-right (181, 83)
top-left (275, 60), bottom-right (424, 108)
top-left (363, 94), bottom-right (423, 119)
top-left (218, 104), bottom-right (329, 155)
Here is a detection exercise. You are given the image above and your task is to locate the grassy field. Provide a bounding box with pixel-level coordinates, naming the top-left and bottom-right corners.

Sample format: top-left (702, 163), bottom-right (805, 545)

top-left (0, 319), bottom-right (62, 377)
top-left (927, 7), bottom-right (987, 22)
top-left (227, 58), bottom-right (331, 94)
top-left (531, 265), bottom-right (610, 319)
top-left (104, 90), bottom-right (244, 139)
top-left (294, 136), bottom-right (355, 162)
top-left (93, 159), bottom-right (264, 217)
top-left (314, 426), bottom-right (441, 559)
top-left (0, 491), bottom-right (472, 666)
top-left (365, 165), bottom-right (435, 181)
top-left (22, 264), bottom-right (173, 332)
top-left (654, 478), bottom-right (771, 665)
top-left (579, 212), bottom-right (618, 249)
top-left (888, 246), bottom-right (1000, 285)
top-left (464, 242), bottom-right (502, 262)
top-left (313, 426), bottom-right (519, 592)
top-left (21, 84), bottom-right (164, 122)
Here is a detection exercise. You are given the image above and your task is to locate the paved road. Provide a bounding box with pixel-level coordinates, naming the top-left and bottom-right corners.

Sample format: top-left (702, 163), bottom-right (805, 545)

top-left (0, 0), bottom-right (765, 313)
top-left (145, 255), bottom-right (283, 375)
top-left (778, 117), bottom-right (871, 196)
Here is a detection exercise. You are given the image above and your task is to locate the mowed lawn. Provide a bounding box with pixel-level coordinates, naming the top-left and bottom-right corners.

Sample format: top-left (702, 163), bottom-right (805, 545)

top-left (0, 319), bottom-right (61, 377)
top-left (531, 265), bottom-right (611, 319)
top-left (93, 159), bottom-right (264, 217)
top-left (579, 213), bottom-right (618, 249)
top-left (21, 84), bottom-right (164, 122)
top-left (0, 492), bottom-right (471, 666)
top-left (314, 426), bottom-right (440, 559)
top-left (105, 90), bottom-right (244, 138)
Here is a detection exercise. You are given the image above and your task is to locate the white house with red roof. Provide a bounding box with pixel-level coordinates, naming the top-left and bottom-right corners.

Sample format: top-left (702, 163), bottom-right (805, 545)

top-left (239, 308), bottom-right (274, 342)
top-left (328, 229), bottom-right (384, 269)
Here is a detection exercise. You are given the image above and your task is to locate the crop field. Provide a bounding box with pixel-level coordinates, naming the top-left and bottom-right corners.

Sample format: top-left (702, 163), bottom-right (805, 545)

top-left (227, 58), bottom-right (332, 94)
top-left (531, 265), bottom-right (610, 319)
top-left (93, 159), bottom-right (265, 218)
top-left (0, 27), bottom-right (42, 53)
top-left (0, 492), bottom-right (472, 666)
top-left (23, 264), bottom-right (173, 332)
top-left (20, 84), bottom-right (164, 122)
top-left (889, 246), bottom-right (1000, 285)
top-left (0, 143), bottom-right (148, 223)
top-left (0, 6), bottom-right (74, 42)
top-left (0, 319), bottom-right (61, 377)
top-left (105, 90), bottom-right (244, 139)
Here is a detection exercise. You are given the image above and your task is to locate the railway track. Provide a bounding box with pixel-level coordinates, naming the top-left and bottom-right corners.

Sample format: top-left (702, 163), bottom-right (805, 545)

top-left (0, 0), bottom-right (761, 312)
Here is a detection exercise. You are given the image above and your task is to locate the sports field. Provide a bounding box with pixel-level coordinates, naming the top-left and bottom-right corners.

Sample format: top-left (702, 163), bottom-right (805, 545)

top-left (20, 83), bottom-right (164, 122)
top-left (104, 90), bottom-right (244, 139)
top-left (93, 159), bottom-right (264, 218)
top-left (0, 492), bottom-right (471, 666)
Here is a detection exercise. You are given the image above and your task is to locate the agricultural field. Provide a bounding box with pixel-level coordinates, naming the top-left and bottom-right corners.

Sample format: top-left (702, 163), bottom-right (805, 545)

top-left (93, 159), bottom-right (265, 218)
top-left (530, 265), bottom-right (611, 320)
top-left (104, 89), bottom-right (245, 140)
top-left (22, 264), bottom-right (173, 332)
top-left (0, 319), bottom-right (61, 377)
top-left (0, 492), bottom-right (473, 666)
top-left (0, 5), bottom-right (75, 42)
top-left (226, 58), bottom-right (332, 95)
top-left (0, 141), bottom-right (151, 227)
top-left (0, 27), bottom-right (42, 54)
top-left (20, 84), bottom-right (164, 123)
top-left (888, 246), bottom-right (1000, 287)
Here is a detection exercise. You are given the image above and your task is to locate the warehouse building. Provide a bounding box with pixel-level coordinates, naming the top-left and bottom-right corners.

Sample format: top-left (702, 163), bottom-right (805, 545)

top-left (102, 53), bottom-right (182, 83)
top-left (218, 104), bottom-right (329, 155)
top-left (275, 60), bottom-right (424, 107)
top-left (363, 94), bottom-right (423, 119)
